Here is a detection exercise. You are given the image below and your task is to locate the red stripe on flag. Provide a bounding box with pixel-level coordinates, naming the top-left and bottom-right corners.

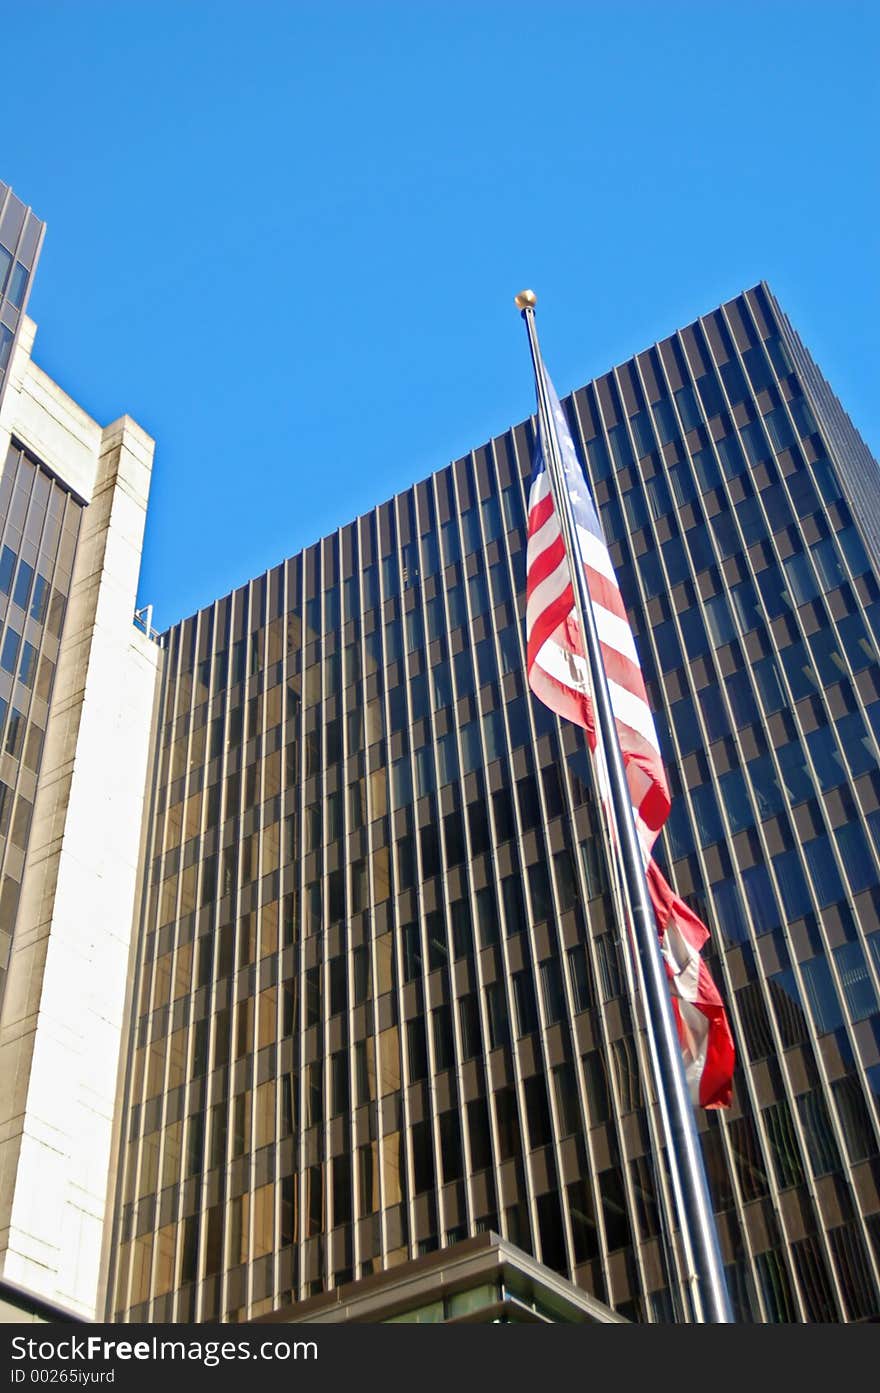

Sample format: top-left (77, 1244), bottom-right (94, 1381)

top-left (527, 490), bottom-right (555, 534)
top-left (583, 563), bottom-right (629, 624)
top-left (527, 588), bottom-right (575, 669)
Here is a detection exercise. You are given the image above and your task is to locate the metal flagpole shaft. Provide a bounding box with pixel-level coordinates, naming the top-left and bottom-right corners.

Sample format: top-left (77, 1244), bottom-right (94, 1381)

top-left (515, 291), bottom-right (733, 1324)
top-left (590, 730), bottom-right (700, 1322)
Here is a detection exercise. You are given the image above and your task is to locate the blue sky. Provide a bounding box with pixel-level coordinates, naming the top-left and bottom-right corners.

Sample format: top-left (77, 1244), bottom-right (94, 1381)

top-left (2, 1), bottom-right (877, 629)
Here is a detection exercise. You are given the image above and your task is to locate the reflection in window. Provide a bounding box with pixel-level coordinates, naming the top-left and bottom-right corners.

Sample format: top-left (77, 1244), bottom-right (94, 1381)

top-left (832, 941), bottom-right (877, 1022)
top-left (755, 1249), bottom-right (798, 1322)
top-left (7, 262), bottom-right (28, 309)
top-left (796, 1089), bottom-right (842, 1177)
top-left (801, 956), bottom-right (844, 1035)
top-left (772, 851), bottom-right (812, 922)
top-left (735, 982), bottom-right (774, 1062)
top-left (18, 640), bottom-right (37, 688)
top-left (718, 770), bottom-right (753, 834)
top-left (728, 1115), bottom-right (770, 1201)
top-left (1, 628), bottom-right (20, 675)
top-left (762, 1098), bottom-right (804, 1188)
top-left (803, 835), bottom-right (845, 909)
top-left (834, 824), bottom-right (878, 897)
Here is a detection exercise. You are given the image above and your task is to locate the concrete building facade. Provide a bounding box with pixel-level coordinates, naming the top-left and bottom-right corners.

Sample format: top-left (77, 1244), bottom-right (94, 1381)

top-left (0, 187), bottom-right (158, 1318)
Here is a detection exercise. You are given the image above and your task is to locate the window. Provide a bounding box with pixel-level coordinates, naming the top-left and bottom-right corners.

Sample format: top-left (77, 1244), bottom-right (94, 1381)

top-left (426, 910), bottom-right (448, 970)
top-left (803, 835), bottom-right (845, 909)
top-left (450, 899), bottom-right (472, 959)
top-left (719, 358), bottom-right (748, 405)
top-left (475, 886), bottom-right (499, 947)
top-left (607, 423), bottom-right (633, 471)
top-left (495, 1087), bottom-right (520, 1161)
top-left (567, 945), bottom-right (592, 1013)
top-left (528, 862), bottom-right (552, 922)
top-left (512, 970), bottom-right (538, 1036)
top-left (740, 421), bottom-right (772, 468)
top-left (796, 1089), bottom-right (842, 1177)
top-left (12, 560), bottom-right (33, 610)
top-left (411, 1120), bottom-right (434, 1195)
top-left (782, 552), bottom-right (818, 607)
top-left (742, 343), bottom-right (775, 393)
top-left (768, 968), bottom-right (809, 1047)
top-left (801, 956), bottom-right (844, 1035)
top-left (674, 384), bottom-right (701, 431)
top-left (539, 958), bottom-right (564, 1024)
top-left (834, 825), bottom-right (879, 897)
top-left (717, 435), bottom-right (746, 479)
top-left (610, 1036), bottom-right (642, 1112)
top-left (762, 1098), bottom-right (805, 1188)
top-left (833, 941), bottom-right (877, 1022)
top-left (831, 1078), bottom-right (876, 1163)
top-left (552, 1062), bottom-right (580, 1136)
top-left (651, 397), bottom-right (679, 446)
top-left (0, 546), bottom-right (16, 595)
top-left (467, 1098), bottom-right (492, 1171)
top-left (763, 405), bottom-right (795, 453)
top-left (595, 934), bottom-right (623, 1002)
top-left (751, 757), bottom-right (785, 819)
top-left (432, 1005), bottom-right (453, 1070)
top-left (407, 1019), bottom-right (428, 1081)
top-left (585, 435), bottom-right (611, 481)
top-left (728, 1115), bottom-right (770, 1201)
top-left (524, 1075), bottom-right (552, 1148)
top-left (4, 707), bottom-right (25, 758)
top-left (439, 1110), bottom-right (463, 1183)
top-left (668, 460), bottom-right (697, 507)
top-left (754, 1249), bottom-right (798, 1323)
top-left (330, 1050), bottom-right (350, 1116)
top-left (402, 922), bottom-right (422, 983)
top-left (695, 371), bottom-right (724, 420)
top-left (690, 784), bottom-right (724, 848)
top-left (599, 1169), bottom-right (631, 1252)
top-left (704, 594), bottom-right (736, 648)
top-left (828, 1223), bottom-right (877, 1321)
top-left (735, 982), bottom-right (774, 1062)
top-left (7, 262), bottom-right (28, 309)
top-left (742, 864), bottom-right (781, 936)
top-left (772, 850), bottom-right (812, 921)
top-left (484, 982), bottom-right (509, 1050)
top-left (1, 628), bottom-right (20, 675)
top-left (582, 1050), bottom-right (610, 1124)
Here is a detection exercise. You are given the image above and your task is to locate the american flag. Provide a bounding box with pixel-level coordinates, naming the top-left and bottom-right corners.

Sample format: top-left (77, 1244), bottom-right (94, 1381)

top-left (525, 367), bottom-right (735, 1109)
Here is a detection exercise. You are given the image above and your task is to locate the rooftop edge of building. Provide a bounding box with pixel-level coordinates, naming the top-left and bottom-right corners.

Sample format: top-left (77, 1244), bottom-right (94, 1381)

top-left (154, 278), bottom-right (791, 638)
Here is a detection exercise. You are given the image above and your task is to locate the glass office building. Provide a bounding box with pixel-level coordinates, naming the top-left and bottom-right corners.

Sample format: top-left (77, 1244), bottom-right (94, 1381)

top-left (108, 283), bottom-right (880, 1324)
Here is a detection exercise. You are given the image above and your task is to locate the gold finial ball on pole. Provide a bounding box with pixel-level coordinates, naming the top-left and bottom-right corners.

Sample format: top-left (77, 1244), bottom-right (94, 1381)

top-left (514, 289), bottom-right (537, 310)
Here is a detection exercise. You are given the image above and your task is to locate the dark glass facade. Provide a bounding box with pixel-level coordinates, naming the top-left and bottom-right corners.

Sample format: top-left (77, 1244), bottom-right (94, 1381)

top-left (109, 284), bottom-right (880, 1323)
top-left (0, 442), bottom-right (82, 1001)
top-left (0, 181), bottom-right (44, 411)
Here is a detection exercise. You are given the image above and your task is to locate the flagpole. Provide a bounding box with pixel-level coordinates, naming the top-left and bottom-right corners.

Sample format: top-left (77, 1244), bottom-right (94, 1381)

top-left (514, 290), bottom-right (733, 1325)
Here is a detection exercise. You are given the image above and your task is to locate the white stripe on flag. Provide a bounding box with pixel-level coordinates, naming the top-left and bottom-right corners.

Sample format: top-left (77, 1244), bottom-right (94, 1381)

top-left (527, 510), bottom-right (563, 565)
top-left (526, 563), bottom-right (571, 631)
top-left (575, 524), bottom-right (615, 580)
top-left (592, 602), bottom-right (640, 665)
